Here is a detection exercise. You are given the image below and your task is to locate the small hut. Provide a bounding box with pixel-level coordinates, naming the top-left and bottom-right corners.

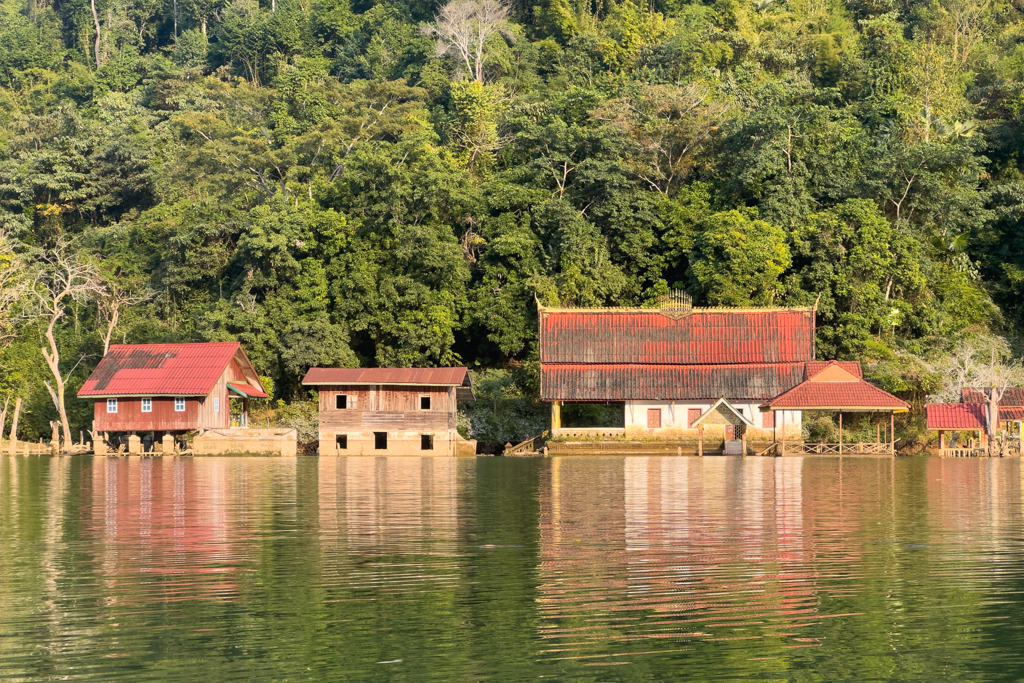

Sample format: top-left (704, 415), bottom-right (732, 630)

top-left (78, 342), bottom-right (271, 454)
top-left (302, 367), bottom-right (476, 456)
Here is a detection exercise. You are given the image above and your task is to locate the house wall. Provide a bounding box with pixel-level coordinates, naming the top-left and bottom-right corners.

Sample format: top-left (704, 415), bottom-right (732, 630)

top-left (93, 397), bottom-right (203, 432)
top-left (314, 385), bottom-right (459, 456)
top-left (197, 363), bottom-right (246, 430)
top-left (621, 400), bottom-right (802, 440)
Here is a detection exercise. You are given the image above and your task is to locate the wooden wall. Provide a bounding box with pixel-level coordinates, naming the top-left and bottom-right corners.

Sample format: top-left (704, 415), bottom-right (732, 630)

top-left (93, 397), bottom-right (201, 432)
top-left (314, 385), bottom-right (458, 455)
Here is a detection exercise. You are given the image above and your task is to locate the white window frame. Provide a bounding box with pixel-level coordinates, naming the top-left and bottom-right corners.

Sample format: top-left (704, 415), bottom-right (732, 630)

top-left (141, 398), bottom-right (152, 413)
top-left (213, 397), bottom-right (220, 413)
top-left (419, 395), bottom-right (431, 410)
top-left (106, 398), bottom-right (118, 414)
top-left (336, 394), bottom-right (348, 410)
top-left (174, 397), bottom-right (186, 412)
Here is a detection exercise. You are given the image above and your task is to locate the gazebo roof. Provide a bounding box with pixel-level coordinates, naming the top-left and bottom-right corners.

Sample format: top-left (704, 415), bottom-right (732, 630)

top-left (926, 403), bottom-right (987, 430)
top-left (760, 362), bottom-right (909, 412)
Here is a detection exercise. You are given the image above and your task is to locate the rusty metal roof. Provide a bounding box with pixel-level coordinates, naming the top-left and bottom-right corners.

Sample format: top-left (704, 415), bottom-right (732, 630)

top-left (926, 403), bottom-right (987, 430)
top-left (539, 307), bottom-right (815, 365)
top-left (541, 363), bottom-right (809, 401)
top-left (78, 343), bottom-right (264, 397)
top-left (302, 367), bottom-right (472, 390)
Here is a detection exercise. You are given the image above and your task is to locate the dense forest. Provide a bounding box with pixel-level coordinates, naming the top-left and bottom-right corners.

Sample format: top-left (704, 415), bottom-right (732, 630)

top-left (0, 0), bottom-right (1022, 444)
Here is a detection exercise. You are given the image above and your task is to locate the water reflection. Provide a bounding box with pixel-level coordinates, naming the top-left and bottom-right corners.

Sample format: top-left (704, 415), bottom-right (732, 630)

top-left (1, 455), bottom-right (1024, 681)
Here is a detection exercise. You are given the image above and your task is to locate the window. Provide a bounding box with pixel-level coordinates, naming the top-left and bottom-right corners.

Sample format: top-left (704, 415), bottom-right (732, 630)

top-left (213, 397), bottom-right (220, 413)
top-left (688, 408), bottom-right (701, 428)
top-left (141, 398), bottom-right (152, 413)
top-left (336, 394), bottom-right (348, 410)
top-left (174, 398), bottom-right (186, 412)
top-left (762, 411), bottom-right (774, 429)
top-left (421, 434), bottom-right (434, 450)
top-left (647, 408), bottom-right (661, 429)
top-left (336, 434), bottom-right (348, 450)
top-left (419, 395), bottom-right (431, 410)
top-left (374, 432), bottom-right (388, 450)
top-left (106, 398), bottom-right (118, 414)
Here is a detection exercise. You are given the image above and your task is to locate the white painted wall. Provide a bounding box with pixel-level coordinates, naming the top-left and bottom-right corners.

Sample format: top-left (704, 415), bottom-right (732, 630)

top-left (623, 401), bottom-right (802, 432)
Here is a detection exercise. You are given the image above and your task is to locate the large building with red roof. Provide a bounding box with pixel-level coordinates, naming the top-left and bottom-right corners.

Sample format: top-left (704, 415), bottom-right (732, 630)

top-left (540, 303), bottom-right (908, 451)
top-left (301, 367), bottom-right (475, 456)
top-left (78, 342), bottom-right (268, 438)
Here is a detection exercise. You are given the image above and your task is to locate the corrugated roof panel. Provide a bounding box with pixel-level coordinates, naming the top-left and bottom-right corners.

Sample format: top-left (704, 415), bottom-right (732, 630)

top-left (302, 367), bottom-right (469, 387)
top-left (540, 363), bottom-right (808, 401)
top-left (926, 403), bottom-right (987, 430)
top-left (539, 308), bottom-right (815, 364)
top-left (78, 343), bottom-right (246, 397)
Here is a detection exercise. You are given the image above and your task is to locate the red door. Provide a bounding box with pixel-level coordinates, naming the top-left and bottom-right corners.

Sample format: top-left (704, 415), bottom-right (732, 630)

top-left (725, 424), bottom-right (735, 440)
top-left (647, 409), bottom-right (661, 429)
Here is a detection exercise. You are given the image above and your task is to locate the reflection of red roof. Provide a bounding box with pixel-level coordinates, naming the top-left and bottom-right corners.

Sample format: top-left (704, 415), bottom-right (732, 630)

top-left (227, 382), bottom-right (269, 399)
top-left (762, 367), bottom-right (909, 411)
top-left (926, 403), bottom-right (987, 430)
top-left (539, 307), bottom-right (815, 364)
top-left (78, 343), bottom-right (264, 397)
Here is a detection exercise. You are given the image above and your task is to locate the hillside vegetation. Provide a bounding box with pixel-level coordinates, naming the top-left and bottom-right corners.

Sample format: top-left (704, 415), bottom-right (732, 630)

top-left (0, 0), bottom-right (1022, 441)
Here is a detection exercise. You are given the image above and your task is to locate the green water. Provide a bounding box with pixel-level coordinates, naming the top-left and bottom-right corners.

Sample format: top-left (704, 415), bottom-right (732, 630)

top-left (2, 455), bottom-right (1024, 681)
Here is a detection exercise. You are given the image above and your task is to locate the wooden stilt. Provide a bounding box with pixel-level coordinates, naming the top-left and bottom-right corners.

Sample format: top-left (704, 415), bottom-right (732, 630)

top-left (891, 413), bottom-right (895, 455)
top-left (780, 410), bottom-right (786, 456)
top-left (838, 412), bottom-right (843, 455)
top-left (698, 426), bottom-right (703, 457)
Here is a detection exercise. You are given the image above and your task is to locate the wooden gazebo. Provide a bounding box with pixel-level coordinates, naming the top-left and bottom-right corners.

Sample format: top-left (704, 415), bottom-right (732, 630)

top-left (759, 362), bottom-right (910, 456)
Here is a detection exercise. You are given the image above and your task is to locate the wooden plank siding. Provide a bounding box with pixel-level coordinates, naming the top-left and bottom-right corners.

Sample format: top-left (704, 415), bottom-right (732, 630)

top-left (314, 385), bottom-right (459, 456)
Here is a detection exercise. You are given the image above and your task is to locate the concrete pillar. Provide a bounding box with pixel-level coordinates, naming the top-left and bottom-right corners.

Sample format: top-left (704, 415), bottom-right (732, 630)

top-left (551, 400), bottom-right (561, 432)
top-left (162, 434), bottom-right (175, 454)
top-left (128, 434), bottom-right (142, 455)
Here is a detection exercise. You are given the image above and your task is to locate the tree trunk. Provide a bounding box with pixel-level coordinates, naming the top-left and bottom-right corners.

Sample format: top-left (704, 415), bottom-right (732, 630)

top-left (42, 314), bottom-right (73, 452)
top-left (9, 397), bottom-right (21, 454)
top-left (988, 389), bottom-right (999, 455)
top-left (201, 16), bottom-right (207, 36)
top-left (91, 0), bottom-right (102, 67)
top-left (0, 396), bottom-right (8, 443)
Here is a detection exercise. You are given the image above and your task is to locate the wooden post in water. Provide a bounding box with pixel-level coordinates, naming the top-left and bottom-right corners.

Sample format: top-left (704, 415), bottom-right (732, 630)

top-left (891, 413), bottom-right (895, 455)
top-left (838, 412), bottom-right (843, 455)
top-left (780, 411), bottom-right (786, 456)
top-left (698, 426), bottom-right (703, 457)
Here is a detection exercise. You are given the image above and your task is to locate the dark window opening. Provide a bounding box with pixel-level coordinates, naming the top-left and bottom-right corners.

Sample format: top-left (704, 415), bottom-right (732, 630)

top-left (421, 434), bottom-right (434, 450)
top-left (336, 434), bottom-right (348, 450)
top-left (374, 432), bottom-right (388, 450)
top-left (420, 395), bottom-right (431, 410)
top-left (336, 394), bottom-right (347, 410)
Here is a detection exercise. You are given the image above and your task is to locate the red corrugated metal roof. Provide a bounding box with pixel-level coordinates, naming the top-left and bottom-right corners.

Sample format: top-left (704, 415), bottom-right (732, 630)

top-left (762, 378), bottom-right (909, 411)
top-left (541, 363), bottom-right (809, 401)
top-left (301, 367), bottom-right (470, 387)
top-left (926, 403), bottom-right (987, 430)
top-left (539, 307), bottom-right (815, 365)
top-left (78, 343), bottom-right (252, 397)
top-left (227, 382), bottom-right (269, 399)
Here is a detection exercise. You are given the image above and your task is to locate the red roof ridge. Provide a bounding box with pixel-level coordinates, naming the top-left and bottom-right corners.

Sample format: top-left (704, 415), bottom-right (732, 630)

top-left (538, 305), bottom-right (815, 314)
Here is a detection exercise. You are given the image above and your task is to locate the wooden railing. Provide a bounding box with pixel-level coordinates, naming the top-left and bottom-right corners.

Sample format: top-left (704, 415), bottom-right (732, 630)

top-left (941, 447), bottom-right (988, 457)
top-left (504, 432), bottom-right (548, 456)
top-left (797, 442), bottom-right (896, 455)
top-left (756, 442), bottom-right (779, 457)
